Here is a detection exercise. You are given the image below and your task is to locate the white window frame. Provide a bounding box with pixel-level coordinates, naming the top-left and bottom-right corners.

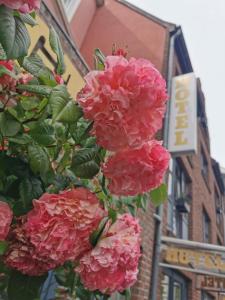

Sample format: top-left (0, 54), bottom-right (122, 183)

top-left (61, 0), bottom-right (80, 21)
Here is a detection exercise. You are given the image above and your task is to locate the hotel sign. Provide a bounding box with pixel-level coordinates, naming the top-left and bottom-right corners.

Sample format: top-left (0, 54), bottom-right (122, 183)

top-left (163, 246), bottom-right (225, 276)
top-left (168, 73), bottom-right (197, 155)
top-left (160, 237), bottom-right (225, 277)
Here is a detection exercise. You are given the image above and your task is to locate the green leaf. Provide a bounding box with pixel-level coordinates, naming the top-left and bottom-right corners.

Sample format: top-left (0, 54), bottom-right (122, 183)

top-left (127, 204), bottom-right (136, 216)
top-left (108, 208), bottom-right (117, 223)
top-left (69, 120), bottom-right (93, 144)
top-left (94, 48), bottom-right (105, 70)
top-left (0, 240), bottom-right (8, 255)
top-left (150, 183), bottom-right (167, 207)
top-left (0, 6), bottom-right (30, 59)
top-left (89, 217), bottom-right (108, 247)
top-left (22, 54), bottom-right (57, 86)
top-left (49, 85), bottom-right (69, 120)
top-left (71, 147), bottom-right (100, 179)
top-left (19, 177), bottom-right (43, 208)
top-left (19, 13), bottom-right (37, 26)
top-left (29, 122), bottom-right (55, 146)
top-left (7, 271), bottom-right (47, 300)
top-left (20, 96), bottom-right (39, 111)
top-left (0, 112), bottom-right (21, 137)
top-left (49, 26), bottom-right (65, 75)
top-left (8, 134), bottom-right (32, 145)
top-left (49, 85), bottom-right (82, 123)
top-left (28, 144), bottom-right (50, 174)
top-left (22, 54), bottom-right (44, 75)
top-left (0, 65), bottom-right (17, 79)
top-left (56, 100), bottom-right (82, 123)
top-left (0, 42), bottom-right (7, 59)
top-left (17, 84), bottom-right (52, 96)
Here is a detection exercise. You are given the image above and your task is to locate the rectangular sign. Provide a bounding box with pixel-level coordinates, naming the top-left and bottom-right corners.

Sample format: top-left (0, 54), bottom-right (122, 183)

top-left (160, 237), bottom-right (225, 277)
top-left (168, 73), bottom-right (197, 155)
top-left (196, 275), bottom-right (225, 293)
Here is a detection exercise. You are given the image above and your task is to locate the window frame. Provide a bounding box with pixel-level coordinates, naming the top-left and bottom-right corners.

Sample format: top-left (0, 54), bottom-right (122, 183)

top-left (61, 0), bottom-right (80, 21)
top-left (167, 158), bottom-right (191, 239)
top-left (202, 208), bottom-right (211, 243)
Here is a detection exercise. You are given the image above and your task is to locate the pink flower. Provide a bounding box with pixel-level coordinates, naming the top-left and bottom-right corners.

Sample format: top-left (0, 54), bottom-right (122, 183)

top-left (53, 72), bottom-right (64, 85)
top-left (4, 220), bottom-right (56, 276)
top-left (78, 56), bottom-right (167, 151)
top-left (0, 60), bottom-right (16, 89)
top-left (24, 188), bottom-right (106, 266)
top-left (0, 201), bottom-right (12, 240)
top-left (18, 73), bottom-right (33, 84)
top-left (103, 140), bottom-right (170, 196)
top-left (76, 214), bottom-right (141, 294)
top-left (0, 0), bottom-right (40, 13)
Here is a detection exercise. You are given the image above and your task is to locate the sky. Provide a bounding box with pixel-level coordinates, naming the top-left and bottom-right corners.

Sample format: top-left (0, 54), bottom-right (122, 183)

top-left (128, 0), bottom-right (225, 167)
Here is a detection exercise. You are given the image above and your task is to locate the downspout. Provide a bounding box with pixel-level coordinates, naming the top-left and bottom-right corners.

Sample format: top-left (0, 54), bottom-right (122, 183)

top-left (149, 26), bottom-right (181, 300)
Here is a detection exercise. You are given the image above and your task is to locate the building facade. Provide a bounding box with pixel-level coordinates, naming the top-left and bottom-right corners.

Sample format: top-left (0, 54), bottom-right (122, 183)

top-left (36, 1), bottom-right (225, 299)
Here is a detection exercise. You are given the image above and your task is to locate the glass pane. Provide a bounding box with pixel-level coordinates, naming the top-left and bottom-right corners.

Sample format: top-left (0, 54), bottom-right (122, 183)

top-left (173, 281), bottom-right (182, 300)
top-left (161, 274), bottom-right (169, 300)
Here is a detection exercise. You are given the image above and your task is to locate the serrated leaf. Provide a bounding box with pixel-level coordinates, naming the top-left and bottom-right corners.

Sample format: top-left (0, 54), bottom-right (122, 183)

top-left (49, 85), bottom-right (69, 120)
top-left (94, 48), bottom-right (105, 70)
top-left (49, 85), bottom-right (81, 123)
top-left (8, 134), bottom-right (32, 145)
top-left (56, 100), bottom-right (82, 123)
top-left (0, 42), bottom-right (6, 59)
top-left (49, 26), bottom-right (65, 75)
top-left (19, 177), bottom-right (43, 208)
top-left (17, 84), bottom-right (52, 96)
top-left (7, 271), bottom-right (47, 300)
top-left (28, 144), bottom-right (50, 174)
top-left (20, 96), bottom-right (39, 110)
top-left (22, 54), bottom-right (44, 75)
top-left (19, 13), bottom-right (37, 26)
top-left (0, 240), bottom-right (8, 255)
top-left (29, 122), bottom-right (55, 146)
top-left (0, 112), bottom-right (21, 136)
top-left (108, 208), bottom-right (117, 223)
top-left (71, 147), bottom-right (100, 179)
top-left (89, 217), bottom-right (108, 247)
top-left (150, 183), bottom-right (167, 207)
top-left (0, 6), bottom-right (30, 59)
top-left (22, 54), bottom-right (56, 86)
top-left (0, 65), bottom-right (17, 79)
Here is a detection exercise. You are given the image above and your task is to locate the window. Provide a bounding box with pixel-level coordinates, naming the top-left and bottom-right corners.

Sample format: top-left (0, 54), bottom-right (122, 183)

top-left (160, 271), bottom-right (188, 300)
top-left (201, 147), bottom-right (208, 183)
top-left (61, 0), bottom-right (80, 21)
top-left (215, 188), bottom-right (223, 234)
top-left (203, 209), bottom-right (211, 243)
top-left (167, 159), bottom-right (191, 239)
top-left (201, 291), bottom-right (214, 300)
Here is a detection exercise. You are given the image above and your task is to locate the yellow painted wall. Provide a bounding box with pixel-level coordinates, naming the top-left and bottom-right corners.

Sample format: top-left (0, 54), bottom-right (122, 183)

top-left (28, 16), bottom-right (85, 97)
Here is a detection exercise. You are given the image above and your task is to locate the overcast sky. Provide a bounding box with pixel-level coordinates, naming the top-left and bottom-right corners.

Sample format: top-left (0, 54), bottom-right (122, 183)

top-left (128, 0), bottom-right (225, 167)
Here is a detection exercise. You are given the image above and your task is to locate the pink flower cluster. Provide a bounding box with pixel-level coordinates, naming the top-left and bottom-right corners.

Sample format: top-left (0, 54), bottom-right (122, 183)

top-left (5, 188), bottom-right (106, 275)
top-left (78, 55), bottom-right (170, 196)
top-left (0, 60), bottom-right (16, 89)
top-left (5, 219), bottom-right (56, 276)
top-left (4, 189), bottom-right (141, 294)
top-left (103, 140), bottom-right (170, 196)
top-left (0, 0), bottom-right (40, 13)
top-left (0, 201), bottom-right (12, 240)
top-left (78, 56), bottom-right (167, 151)
top-left (76, 213), bottom-right (141, 294)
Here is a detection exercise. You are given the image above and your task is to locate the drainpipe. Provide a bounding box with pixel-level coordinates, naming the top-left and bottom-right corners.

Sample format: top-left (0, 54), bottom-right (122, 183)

top-left (149, 26), bottom-right (181, 300)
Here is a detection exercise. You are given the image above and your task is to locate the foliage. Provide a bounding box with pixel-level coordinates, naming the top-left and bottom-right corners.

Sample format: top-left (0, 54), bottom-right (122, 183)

top-left (0, 3), bottom-right (168, 300)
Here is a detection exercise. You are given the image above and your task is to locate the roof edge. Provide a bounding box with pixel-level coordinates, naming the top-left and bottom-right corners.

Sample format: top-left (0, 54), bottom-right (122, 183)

top-left (116, 0), bottom-right (176, 31)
